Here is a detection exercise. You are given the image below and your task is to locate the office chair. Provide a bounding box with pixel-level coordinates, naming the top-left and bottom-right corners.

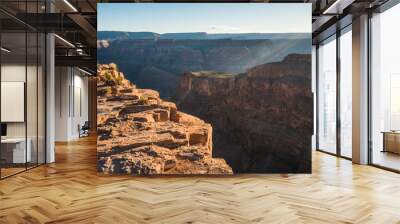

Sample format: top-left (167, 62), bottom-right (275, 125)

top-left (79, 121), bottom-right (90, 138)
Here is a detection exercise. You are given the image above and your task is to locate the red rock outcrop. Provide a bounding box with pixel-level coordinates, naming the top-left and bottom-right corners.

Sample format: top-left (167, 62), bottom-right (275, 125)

top-left (97, 63), bottom-right (232, 175)
top-left (175, 54), bottom-right (313, 173)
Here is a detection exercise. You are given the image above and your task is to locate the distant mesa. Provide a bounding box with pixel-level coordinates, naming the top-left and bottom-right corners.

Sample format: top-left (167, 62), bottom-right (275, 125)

top-left (98, 32), bottom-right (310, 99)
top-left (97, 31), bottom-right (311, 41)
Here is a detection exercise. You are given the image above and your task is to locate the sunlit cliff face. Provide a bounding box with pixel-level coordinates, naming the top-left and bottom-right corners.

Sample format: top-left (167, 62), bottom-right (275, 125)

top-left (97, 64), bottom-right (233, 175)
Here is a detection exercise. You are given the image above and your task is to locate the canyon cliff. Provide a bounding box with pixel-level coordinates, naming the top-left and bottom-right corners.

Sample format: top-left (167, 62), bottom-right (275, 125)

top-left (97, 64), bottom-right (233, 175)
top-left (175, 54), bottom-right (313, 173)
top-left (98, 37), bottom-right (310, 99)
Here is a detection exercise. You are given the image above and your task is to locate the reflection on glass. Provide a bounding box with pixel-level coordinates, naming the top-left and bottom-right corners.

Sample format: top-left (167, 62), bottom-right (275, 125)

top-left (27, 31), bottom-right (38, 169)
top-left (1, 32), bottom-right (27, 177)
top-left (38, 33), bottom-right (46, 165)
top-left (371, 3), bottom-right (400, 171)
top-left (318, 36), bottom-right (337, 154)
top-left (0, 1), bottom-right (47, 178)
top-left (390, 75), bottom-right (400, 130)
top-left (340, 28), bottom-right (352, 158)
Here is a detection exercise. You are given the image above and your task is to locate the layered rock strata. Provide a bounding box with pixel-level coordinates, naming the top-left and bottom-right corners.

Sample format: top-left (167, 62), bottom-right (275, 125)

top-left (97, 63), bottom-right (232, 175)
top-left (175, 54), bottom-right (313, 173)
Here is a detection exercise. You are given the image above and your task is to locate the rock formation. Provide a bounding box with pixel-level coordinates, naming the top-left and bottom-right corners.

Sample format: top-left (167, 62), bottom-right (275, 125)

top-left (98, 37), bottom-right (310, 99)
top-left (175, 54), bottom-right (313, 173)
top-left (97, 63), bottom-right (232, 175)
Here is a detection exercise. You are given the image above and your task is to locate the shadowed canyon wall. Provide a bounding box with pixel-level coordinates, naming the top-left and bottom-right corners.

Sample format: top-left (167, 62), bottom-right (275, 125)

top-left (175, 54), bottom-right (313, 173)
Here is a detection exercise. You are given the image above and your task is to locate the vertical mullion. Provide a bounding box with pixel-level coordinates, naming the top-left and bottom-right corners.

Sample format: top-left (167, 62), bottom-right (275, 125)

top-left (367, 11), bottom-right (373, 165)
top-left (60, 68), bottom-right (62, 117)
top-left (36, 0), bottom-right (39, 167)
top-left (44, 35), bottom-right (47, 164)
top-left (80, 88), bottom-right (82, 117)
top-left (336, 29), bottom-right (341, 157)
top-left (73, 68), bottom-right (75, 118)
top-left (44, 0), bottom-right (48, 164)
top-left (0, 26), bottom-right (2, 179)
top-left (316, 44), bottom-right (320, 151)
top-left (25, 0), bottom-right (28, 171)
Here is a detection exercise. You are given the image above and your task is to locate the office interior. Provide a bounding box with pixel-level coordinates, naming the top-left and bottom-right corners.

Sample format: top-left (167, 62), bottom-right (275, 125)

top-left (313, 0), bottom-right (400, 172)
top-left (0, 0), bottom-right (399, 179)
top-left (0, 0), bottom-right (97, 179)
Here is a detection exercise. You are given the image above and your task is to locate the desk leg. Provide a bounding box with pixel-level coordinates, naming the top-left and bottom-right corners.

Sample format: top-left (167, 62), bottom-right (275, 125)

top-left (382, 133), bottom-right (386, 153)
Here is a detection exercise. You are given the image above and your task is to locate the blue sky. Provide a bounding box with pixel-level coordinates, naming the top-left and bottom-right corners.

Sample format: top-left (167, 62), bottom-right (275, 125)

top-left (98, 3), bottom-right (311, 34)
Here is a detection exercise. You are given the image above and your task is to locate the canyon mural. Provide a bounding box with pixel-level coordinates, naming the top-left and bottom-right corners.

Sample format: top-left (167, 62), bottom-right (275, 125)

top-left (97, 3), bottom-right (312, 174)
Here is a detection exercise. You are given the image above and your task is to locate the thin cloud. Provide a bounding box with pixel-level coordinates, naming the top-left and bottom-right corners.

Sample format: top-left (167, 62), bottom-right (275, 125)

top-left (209, 25), bottom-right (241, 33)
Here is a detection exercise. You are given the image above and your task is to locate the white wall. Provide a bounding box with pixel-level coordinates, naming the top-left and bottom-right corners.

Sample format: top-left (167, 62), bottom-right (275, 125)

top-left (1, 64), bottom-right (26, 139)
top-left (54, 67), bottom-right (89, 141)
top-left (55, 66), bottom-right (69, 141)
top-left (1, 64), bottom-right (37, 137)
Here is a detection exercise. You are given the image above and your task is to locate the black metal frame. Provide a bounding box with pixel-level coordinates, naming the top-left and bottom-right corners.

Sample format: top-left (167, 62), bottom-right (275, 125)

top-left (315, 22), bottom-right (353, 161)
top-left (0, 22), bottom-right (2, 179)
top-left (0, 0), bottom-right (47, 180)
top-left (336, 26), bottom-right (341, 158)
top-left (367, 10), bottom-right (373, 166)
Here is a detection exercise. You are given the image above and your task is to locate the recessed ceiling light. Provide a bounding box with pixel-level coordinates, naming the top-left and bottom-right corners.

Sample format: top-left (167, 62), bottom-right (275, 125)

top-left (76, 49), bottom-right (84, 55)
top-left (54, 34), bottom-right (75, 48)
top-left (63, 0), bottom-right (78, 12)
top-left (78, 67), bottom-right (92, 76)
top-left (1, 47), bottom-right (11, 53)
top-left (323, 0), bottom-right (343, 14)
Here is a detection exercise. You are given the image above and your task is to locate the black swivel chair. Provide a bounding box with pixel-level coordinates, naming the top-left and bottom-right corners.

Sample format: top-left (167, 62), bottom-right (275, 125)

top-left (79, 121), bottom-right (90, 138)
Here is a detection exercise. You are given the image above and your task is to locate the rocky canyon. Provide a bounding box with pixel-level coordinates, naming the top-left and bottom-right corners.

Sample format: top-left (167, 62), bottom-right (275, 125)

top-left (97, 64), bottom-right (233, 175)
top-left (97, 32), bottom-right (312, 174)
top-left (98, 32), bottom-right (310, 99)
top-left (175, 54), bottom-right (313, 173)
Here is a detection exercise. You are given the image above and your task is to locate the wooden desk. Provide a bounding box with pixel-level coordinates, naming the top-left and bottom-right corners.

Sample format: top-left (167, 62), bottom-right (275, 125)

top-left (382, 131), bottom-right (400, 154)
top-left (1, 138), bottom-right (31, 164)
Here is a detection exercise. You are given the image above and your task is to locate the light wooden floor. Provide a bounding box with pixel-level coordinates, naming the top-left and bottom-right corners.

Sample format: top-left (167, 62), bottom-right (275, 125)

top-left (373, 150), bottom-right (400, 171)
top-left (0, 167), bottom-right (26, 178)
top-left (0, 136), bottom-right (400, 224)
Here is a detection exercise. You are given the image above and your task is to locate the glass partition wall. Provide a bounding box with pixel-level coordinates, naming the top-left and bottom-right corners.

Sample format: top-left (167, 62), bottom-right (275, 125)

top-left (317, 35), bottom-right (337, 155)
top-left (316, 26), bottom-right (353, 159)
top-left (0, 2), bottom-right (46, 179)
top-left (339, 26), bottom-right (352, 159)
top-left (370, 3), bottom-right (400, 171)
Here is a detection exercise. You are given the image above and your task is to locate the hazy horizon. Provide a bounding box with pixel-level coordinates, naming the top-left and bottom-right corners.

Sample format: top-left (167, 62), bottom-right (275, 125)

top-left (98, 30), bottom-right (310, 34)
top-left (98, 3), bottom-right (311, 34)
